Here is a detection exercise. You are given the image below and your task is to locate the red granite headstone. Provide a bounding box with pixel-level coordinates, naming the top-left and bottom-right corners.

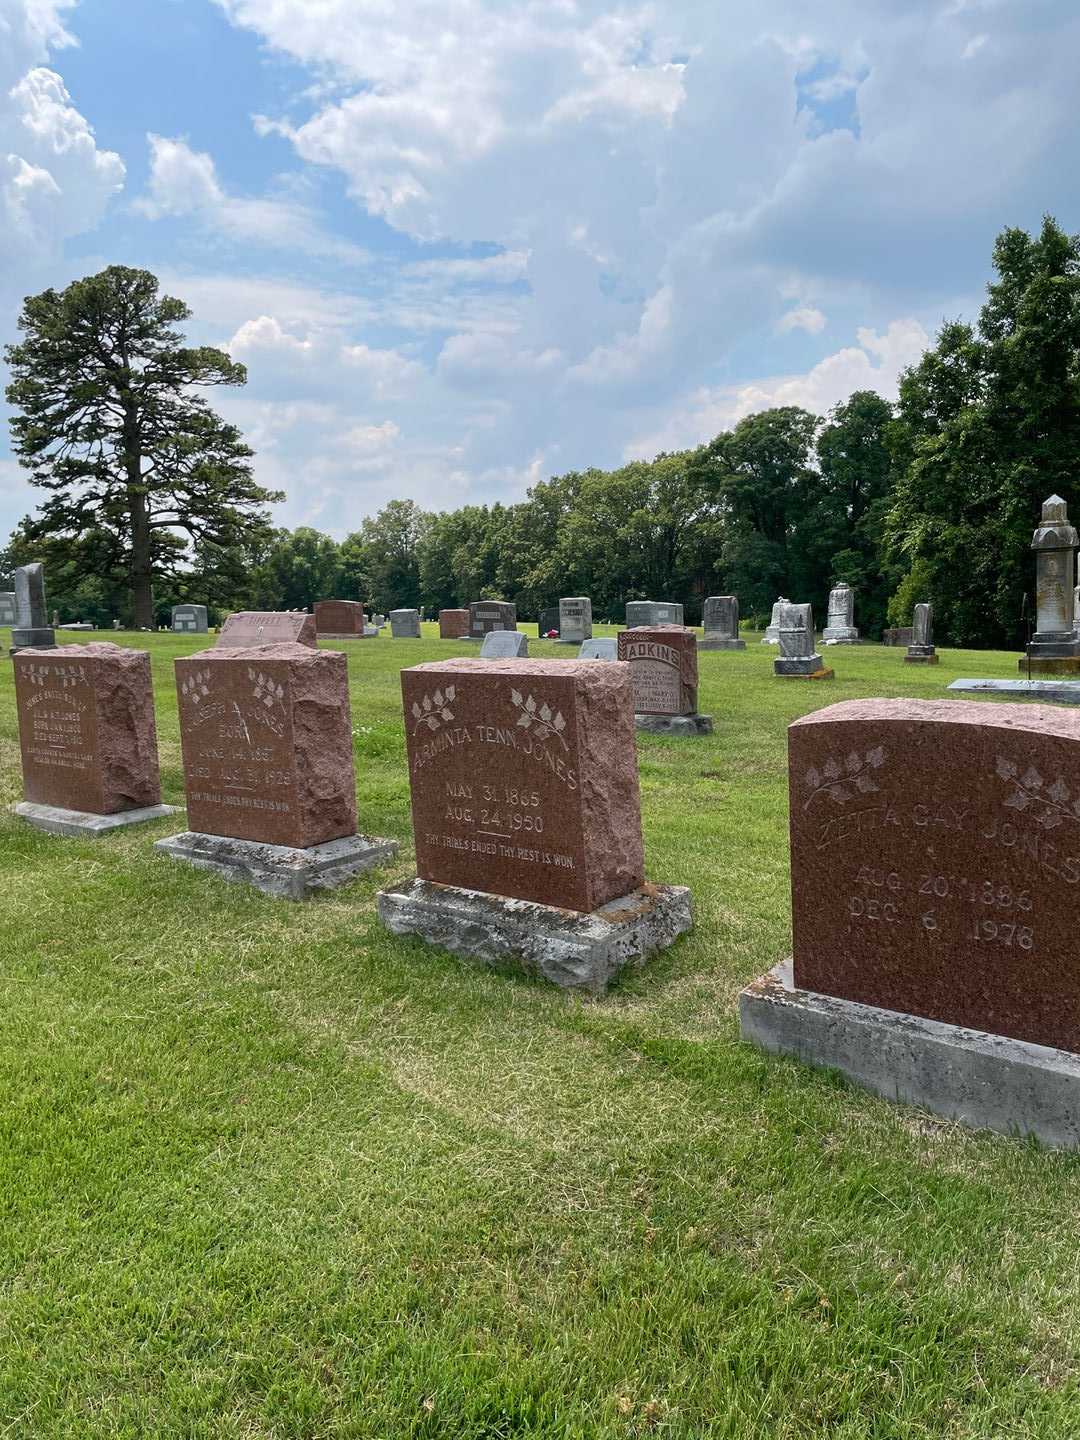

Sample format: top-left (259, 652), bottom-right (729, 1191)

top-left (313, 600), bottom-right (365, 637)
top-left (790, 698), bottom-right (1080, 1053)
top-left (14, 643), bottom-right (162, 814)
top-left (175, 642), bottom-right (357, 848)
top-left (616, 625), bottom-right (698, 715)
top-left (401, 657), bottom-right (644, 911)
top-left (439, 609), bottom-right (471, 639)
top-left (217, 612), bottom-right (316, 648)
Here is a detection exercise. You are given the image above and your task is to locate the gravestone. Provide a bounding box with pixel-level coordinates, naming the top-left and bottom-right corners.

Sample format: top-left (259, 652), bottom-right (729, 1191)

top-left (557, 597), bottom-right (592, 644)
top-left (156, 642), bottom-right (396, 898)
top-left (217, 611), bottom-right (316, 648)
top-left (481, 631), bottom-right (528, 658)
top-left (700, 595), bottom-right (745, 651)
top-left (617, 626), bottom-right (713, 735)
top-left (13, 643), bottom-right (176, 835)
top-left (314, 599), bottom-right (366, 637)
top-left (439, 609), bottom-right (471, 639)
top-left (740, 698), bottom-right (1080, 1146)
top-left (390, 608), bottom-right (421, 638)
top-left (882, 627), bottom-right (913, 647)
top-left (377, 657), bottom-right (692, 990)
top-left (762, 597), bottom-right (786, 644)
top-left (172, 604), bottom-right (208, 634)
top-left (774, 602), bottom-right (832, 679)
top-left (905, 603), bottom-right (937, 664)
top-left (822, 583), bottom-right (860, 644)
top-left (1024, 495), bottom-right (1080, 673)
top-left (468, 601), bottom-right (517, 639)
top-left (579, 638), bottom-right (617, 660)
top-left (0, 592), bottom-right (16, 626)
top-left (625, 600), bottom-right (683, 629)
top-left (11, 563), bottom-right (55, 652)
top-left (538, 606), bottom-right (560, 639)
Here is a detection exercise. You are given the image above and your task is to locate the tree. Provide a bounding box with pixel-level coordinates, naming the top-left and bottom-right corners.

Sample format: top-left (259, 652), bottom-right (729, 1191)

top-left (340, 499), bottom-right (427, 613)
top-left (252, 527), bottom-right (341, 611)
top-left (4, 265), bottom-right (281, 628)
top-left (887, 217), bottom-right (1080, 646)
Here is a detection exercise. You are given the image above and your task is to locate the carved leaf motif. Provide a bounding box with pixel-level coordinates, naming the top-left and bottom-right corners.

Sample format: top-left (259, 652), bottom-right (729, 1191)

top-left (823, 758), bottom-right (841, 780)
top-left (1039, 810), bottom-right (1064, 830)
top-left (525, 695), bottom-right (537, 714)
top-left (996, 756), bottom-right (1017, 781)
top-left (422, 695), bottom-right (432, 712)
top-left (1022, 766), bottom-right (1043, 791)
top-left (1003, 789), bottom-right (1030, 810)
top-left (1048, 778), bottom-right (1070, 806)
top-left (827, 784), bottom-right (849, 804)
top-left (805, 766), bottom-right (821, 790)
top-left (553, 713), bottom-right (566, 732)
top-left (516, 711), bottom-right (532, 728)
top-left (539, 703), bottom-right (552, 723)
top-left (433, 689), bottom-right (443, 708)
top-left (866, 746), bottom-right (885, 769)
top-left (445, 686), bottom-right (456, 702)
top-left (846, 751), bottom-right (862, 774)
top-left (411, 702), bottom-right (422, 719)
top-left (510, 688), bottom-right (523, 707)
top-left (440, 708), bottom-right (453, 721)
top-left (855, 773), bottom-right (879, 794)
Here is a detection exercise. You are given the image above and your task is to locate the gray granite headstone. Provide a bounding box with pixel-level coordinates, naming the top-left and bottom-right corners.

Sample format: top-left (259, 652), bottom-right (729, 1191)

top-left (1027, 495), bottom-right (1080, 660)
top-left (558, 596), bottom-right (592, 643)
top-left (480, 630), bottom-right (528, 658)
top-left (625, 600), bottom-right (684, 628)
top-left (469, 600), bottom-right (517, 638)
top-left (171, 604), bottom-right (208, 634)
top-left (774, 602), bottom-right (826, 676)
top-left (823, 583), bottom-right (860, 644)
top-left (0, 592), bottom-right (15, 626)
top-left (701, 595), bottom-right (745, 650)
top-left (11, 563), bottom-right (55, 652)
top-left (762, 597), bottom-right (786, 644)
top-left (538, 606), bottom-right (560, 637)
top-left (905, 602), bottom-right (937, 663)
top-left (390, 608), bottom-right (421, 638)
top-left (578, 638), bottom-right (617, 660)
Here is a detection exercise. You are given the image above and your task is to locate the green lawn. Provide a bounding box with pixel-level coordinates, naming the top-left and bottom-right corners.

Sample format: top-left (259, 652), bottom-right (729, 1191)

top-left (0, 626), bottom-right (1077, 1438)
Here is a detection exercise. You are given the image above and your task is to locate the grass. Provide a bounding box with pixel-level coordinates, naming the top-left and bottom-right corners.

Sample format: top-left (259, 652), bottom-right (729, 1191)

top-left (0, 625), bottom-right (1077, 1438)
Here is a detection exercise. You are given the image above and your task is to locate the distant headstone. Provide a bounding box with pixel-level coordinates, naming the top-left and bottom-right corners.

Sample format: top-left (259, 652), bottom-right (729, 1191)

top-left (538, 606), bottom-right (560, 638)
top-left (617, 626), bottom-right (713, 734)
top-left (762, 597), bottom-right (786, 644)
top-left (1024, 495), bottom-right (1080, 672)
top-left (700, 595), bottom-right (745, 651)
top-left (11, 563), bottom-right (55, 652)
top-left (739, 699), bottom-right (1080, 1145)
top-left (557, 597), bottom-right (592, 644)
top-left (0, 592), bottom-right (16, 626)
top-left (377, 656), bottom-right (692, 988)
top-left (481, 630), bottom-right (528, 658)
top-left (439, 609), bottom-right (471, 639)
top-left (823, 583), bottom-right (860, 644)
top-left (172, 604), bottom-right (208, 634)
top-left (625, 600), bottom-right (683, 628)
top-left (314, 599), bottom-right (365, 637)
top-left (905, 603), bottom-right (938, 664)
top-left (390, 608), bottom-right (421, 638)
top-left (13, 642), bottom-right (174, 834)
top-left (882, 627), bottom-right (913, 647)
top-left (157, 642), bottom-right (396, 897)
top-left (217, 612), bottom-right (317, 648)
top-left (774, 603), bottom-right (832, 679)
top-left (468, 601), bottom-right (517, 638)
top-left (579, 638), bottom-right (617, 660)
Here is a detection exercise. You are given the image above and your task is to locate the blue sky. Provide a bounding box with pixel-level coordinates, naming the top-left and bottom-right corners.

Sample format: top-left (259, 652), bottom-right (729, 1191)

top-left (2, 0), bottom-right (1079, 541)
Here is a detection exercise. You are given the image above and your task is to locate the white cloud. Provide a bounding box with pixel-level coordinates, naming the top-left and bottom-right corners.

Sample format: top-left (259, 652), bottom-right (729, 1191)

top-left (778, 305), bottom-right (826, 334)
top-left (136, 134), bottom-right (369, 264)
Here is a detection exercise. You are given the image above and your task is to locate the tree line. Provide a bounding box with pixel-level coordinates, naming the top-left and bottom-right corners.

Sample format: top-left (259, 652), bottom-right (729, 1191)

top-left (4, 218), bottom-right (1079, 645)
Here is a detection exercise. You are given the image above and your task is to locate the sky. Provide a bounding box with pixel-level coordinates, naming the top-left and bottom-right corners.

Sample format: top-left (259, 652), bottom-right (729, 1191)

top-left (2, 0), bottom-right (1079, 541)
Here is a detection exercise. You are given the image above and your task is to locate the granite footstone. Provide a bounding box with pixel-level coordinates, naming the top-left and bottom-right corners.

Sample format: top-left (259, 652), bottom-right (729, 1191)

top-left (14, 799), bottom-right (178, 837)
top-left (480, 630), bottom-right (528, 658)
top-left (579, 638), bottom-right (617, 660)
top-left (218, 612), bottom-right (316, 648)
top-left (948, 679), bottom-right (1080, 705)
top-left (155, 830), bottom-right (397, 900)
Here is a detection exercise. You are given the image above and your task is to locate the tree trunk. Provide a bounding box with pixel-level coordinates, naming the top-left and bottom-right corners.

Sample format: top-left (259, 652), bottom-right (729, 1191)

top-left (122, 379), bottom-right (154, 630)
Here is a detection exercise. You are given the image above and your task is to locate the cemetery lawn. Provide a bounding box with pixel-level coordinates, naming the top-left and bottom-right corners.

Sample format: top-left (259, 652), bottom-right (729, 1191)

top-left (2, 628), bottom-right (1079, 1440)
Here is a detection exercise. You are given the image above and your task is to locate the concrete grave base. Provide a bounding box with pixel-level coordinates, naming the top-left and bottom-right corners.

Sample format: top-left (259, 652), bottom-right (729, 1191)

top-left (1019, 654), bottom-right (1080, 675)
top-left (377, 878), bottom-right (693, 993)
top-left (904, 652), bottom-right (939, 664)
top-left (774, 664), bottom-right (835, 680)
top-left (634, 712), bottom-right (714, 735)
top-left (949, 678), bottom-right (1080, 704)
top-left (740, 962), bottom-right (1080, 1149)
top-left (14, 800), bottom-right (180, 838)
top-left (699, 637), bottom-right (746, 650)
top-left (155, 830), bottom-right (398, 900)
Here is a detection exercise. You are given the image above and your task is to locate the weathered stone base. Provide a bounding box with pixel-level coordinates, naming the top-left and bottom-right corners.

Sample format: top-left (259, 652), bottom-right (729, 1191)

top-left (10, 626), bottom-right (56, 653)
top-left (823, 630), bottom-right (860, 645)
top-left (904, 652), bottom-right (939, 664)
top-left (949, 678), bottom-right (1080, 704)
top-left (1019, 654), bottom-right (1080, 675)
top-left (740, 962), bottom-right (1080, 1148)
top-left (155, 830), bottom-right (398, 900)
top-left (634, 712), bottom-right (714, 735)
top-left (774, 663), bottom-right (834, 680)
top-left (14, 800), bottom-right (180, 838)
top-left (699, 637), bottom-right (746, 650)
top-left (377, 878), bottom-right (693, 992)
